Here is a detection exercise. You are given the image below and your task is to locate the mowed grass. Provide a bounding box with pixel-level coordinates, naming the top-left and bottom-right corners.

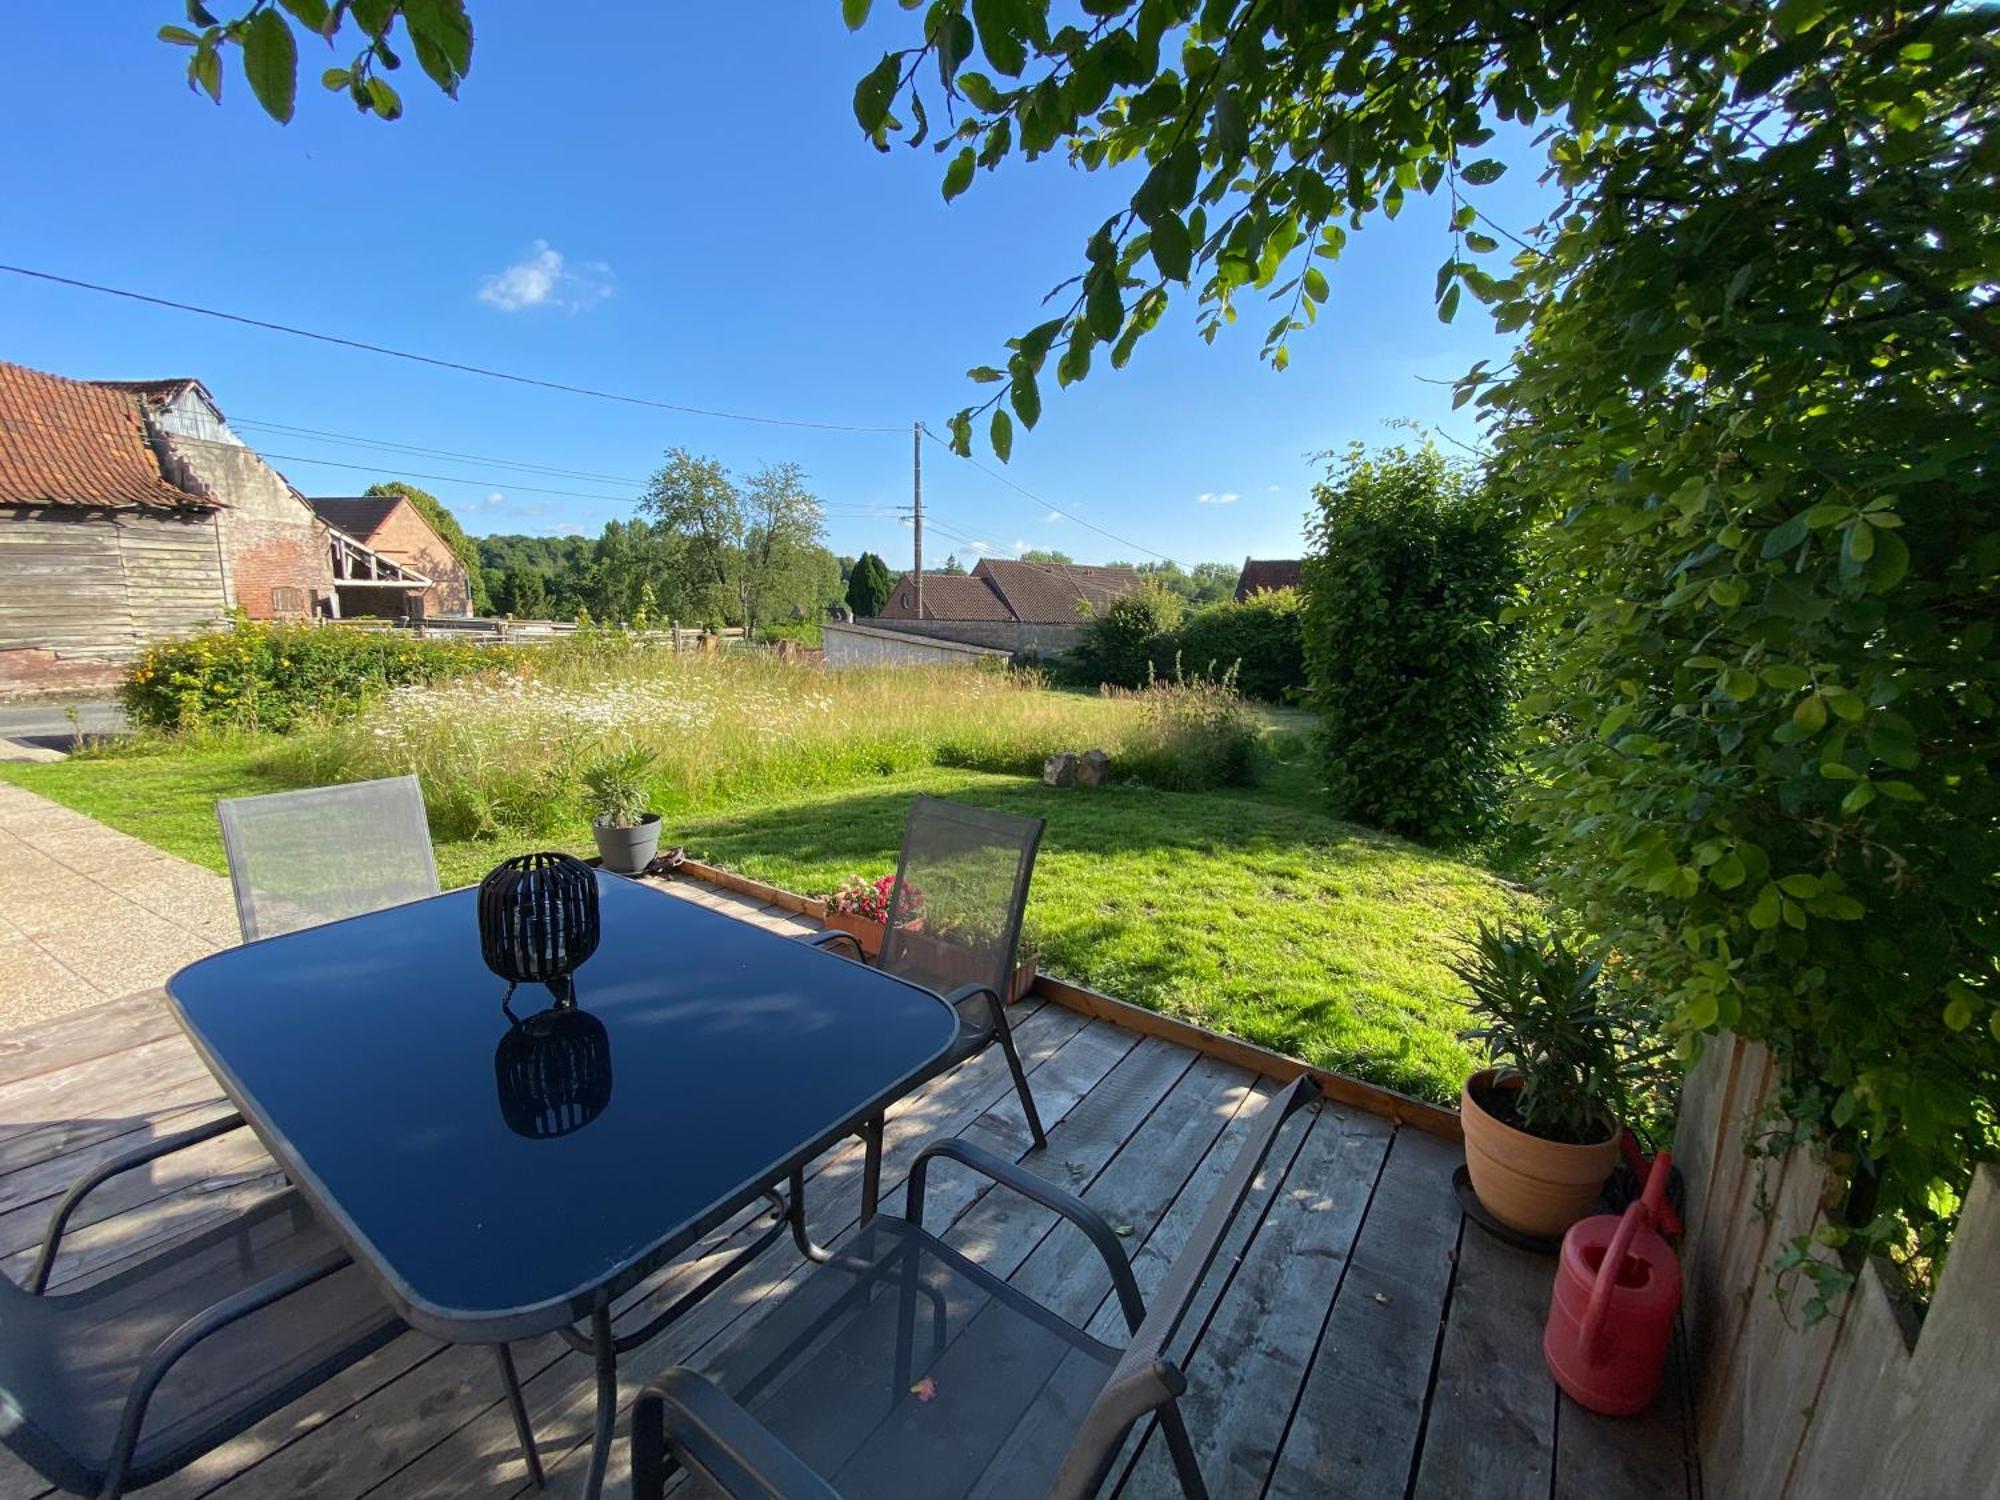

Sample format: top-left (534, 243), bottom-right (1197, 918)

top-left (2, 732), bottom-right (1522, 1102)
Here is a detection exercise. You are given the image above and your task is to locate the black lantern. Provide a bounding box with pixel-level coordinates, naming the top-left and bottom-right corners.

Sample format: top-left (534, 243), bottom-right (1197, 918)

top-left (494, 1004), bottom-right (614, 1139)
top-left (478, 852), bottom-right (600, 1006)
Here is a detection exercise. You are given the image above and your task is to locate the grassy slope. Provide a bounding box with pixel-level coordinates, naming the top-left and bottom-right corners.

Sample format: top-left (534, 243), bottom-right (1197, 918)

top-left (1, 732), bottom-right (1520, 1101)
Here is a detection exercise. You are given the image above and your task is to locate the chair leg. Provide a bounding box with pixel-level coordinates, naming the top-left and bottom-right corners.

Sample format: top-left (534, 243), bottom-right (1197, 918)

top-left (494, 1344), bottom-right (546, 1489)
top-left (859, 1114), bottom-right (885, 1224)
top-left (994, 1017), bottom-right (1048, 1149)
top-left (1157, 1400), bottom-right (1211, 1500)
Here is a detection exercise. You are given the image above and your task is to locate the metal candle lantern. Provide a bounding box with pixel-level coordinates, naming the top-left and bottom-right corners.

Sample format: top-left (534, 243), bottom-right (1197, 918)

top-left (494, 1005), bottom-right (614, 1139)
top-left (478, 852), bottom-right (600, 1003)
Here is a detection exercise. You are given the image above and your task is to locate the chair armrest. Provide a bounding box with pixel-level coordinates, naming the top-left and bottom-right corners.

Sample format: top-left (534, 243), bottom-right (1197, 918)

top-left (908, 1138), bottom-right (1148, 1333)
top-left (30, 1111), bottom-right (248, 1293)
top-left (101, 1244), bottom-right (353, 1497)
top-left (940, 981), bottom-right (1005, 1038)
top-left (634, 1370), bottom-right (843, 1500)
top-left (802, 929), bottom-right (868, 964)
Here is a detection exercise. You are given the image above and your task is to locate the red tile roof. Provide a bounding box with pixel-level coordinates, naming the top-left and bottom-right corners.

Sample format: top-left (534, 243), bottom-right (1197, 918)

top-left (306, 495), bottom-right (405, 541)
top-left (880, 572), bottom-right (1015, 621)
top-left (1234, 558), bottom-right (1302, 600)
top-left (974, 559), bottom-right (1140, 622)
top-left (0, 362), bottom-right (216, 512)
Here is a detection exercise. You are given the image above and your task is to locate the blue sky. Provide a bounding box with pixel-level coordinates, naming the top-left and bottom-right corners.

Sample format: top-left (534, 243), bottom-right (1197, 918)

top-left (4, 6), bottom-right (1552, 568)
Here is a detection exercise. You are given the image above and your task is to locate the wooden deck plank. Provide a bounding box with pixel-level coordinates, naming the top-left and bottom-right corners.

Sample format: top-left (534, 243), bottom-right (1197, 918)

top-left (1115, 1104), bottom-right (1393, 1499)
top-left (1410, 1228), bottom-right (1558, 1500)
top-left (0, 977), bottom-right (1697, 1500)
top-left (1266, 1125), bottom-right (1464, 1500)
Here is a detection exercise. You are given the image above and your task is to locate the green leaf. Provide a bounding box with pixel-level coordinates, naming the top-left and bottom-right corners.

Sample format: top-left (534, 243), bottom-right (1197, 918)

top-left (966, 365), bottom-right (1006, 384)
top-left (158, 24), bottom-right (201, 45)
top-left (241, 8), bottom-right (297, 122)
top-left (1748, 884), bottom-right (1782, 930)
top-left (988, 408), bottom-right (1013, 462)
top-left (970, 0), bottom-right (1027, 77)
top-left (1460, 159), bottom-right (1507, 185)
top-left (1710, 852), bottom-right (1747, 889)
top-left (1465, 230), bottom-right (1499, 254)
top-left (1944, 997), bottom-right (1974, 1032)
top-left (853, 52), bottom-right (902, 135)
top-left (363, 74), bottom-right (402, 119)
top-left (842, 0), bottom-right (872, 29)
top-left (1010, 367), bottom-right (1041, 428)
top-left (1792, 694), bottom-right (1828, 732)
top-left (1721, 668), bottom-right (1758, 701)
top-left (1150, 211), bottom-right (1192, 281)
top-left (1303, 265), bottom-right (1329, 303)
top-left (189, 42), bottom-right (223, 102)
top-left (1761, 512), bottom-right (1811, 558)
top-left (942, 147), bottom-right (976, 201)
top-left (278, 0), bottom-right (331, 33)
top-left (1437, 283), bottom-right (1461, 323)
top-left (403, 0), bottom-right (474, 95)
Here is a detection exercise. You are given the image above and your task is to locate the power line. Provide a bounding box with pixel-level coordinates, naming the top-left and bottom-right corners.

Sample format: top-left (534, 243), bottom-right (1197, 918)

top-left (919, 425), bottom-right (1179, 566)
top-left (0, 263), bottom-right (906, 435)
top-left (233, 417), bottom-right (650, 486)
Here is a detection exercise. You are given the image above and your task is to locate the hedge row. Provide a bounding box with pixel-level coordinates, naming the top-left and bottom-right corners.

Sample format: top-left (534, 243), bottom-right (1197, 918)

top-left (122, 620), bottom-right (522, 733)
top-left (1068, 586), bottom-right (1306, 702)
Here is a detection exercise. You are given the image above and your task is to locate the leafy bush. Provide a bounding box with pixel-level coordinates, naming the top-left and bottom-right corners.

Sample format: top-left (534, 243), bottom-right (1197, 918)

top-left (1115, 671), bottom-right (1260, 791)
top-left (1069, 581), bottom-right (1184, 689)
top-left (760, 619), bottom-right (823, 648)
top-left (1175, 588), bottom-right (1306, 703)
top-left (1300, 442), bottom-right (1520, 844)
top-left (121, 619), bottom-right (520, 734)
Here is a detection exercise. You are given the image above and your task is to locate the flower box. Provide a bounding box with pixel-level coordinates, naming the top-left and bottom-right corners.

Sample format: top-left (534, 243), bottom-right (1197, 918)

top-left (821, 909), bottom-right (886, 960)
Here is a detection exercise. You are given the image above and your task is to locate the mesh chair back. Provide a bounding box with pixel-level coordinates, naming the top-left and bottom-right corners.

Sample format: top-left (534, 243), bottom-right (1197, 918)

top-left (877, 797), bottom-right (1043, 1001)
top-left (1045, 1075), bottom-right (1322, 1500)
top-left (217, 775), bottom-right (439, 942)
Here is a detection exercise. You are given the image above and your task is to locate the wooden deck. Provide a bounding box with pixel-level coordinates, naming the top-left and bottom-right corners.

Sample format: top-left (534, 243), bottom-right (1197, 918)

top-left (0, 899), bottom-right (1698, 1500)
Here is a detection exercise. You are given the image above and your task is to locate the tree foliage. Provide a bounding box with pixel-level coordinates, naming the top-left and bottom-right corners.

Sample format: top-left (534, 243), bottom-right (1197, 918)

top-left (1301, 441), bottom-right (1519, 845)
top-left (362, 479), bottom-right (487, 612)
top-left (846, 551), bottom-right (894, 617)
top-left (1070, 579), bottom-right (1184, 689)
top-left (1480, 4), bottom-right (2000, 1298)
top-left (1176, 586), bottom-right (1305, 702)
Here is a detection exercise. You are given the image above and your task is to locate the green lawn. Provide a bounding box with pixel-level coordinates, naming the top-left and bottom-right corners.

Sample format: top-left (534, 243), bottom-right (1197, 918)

top-left (1, 731), bottom-right (1522, 1102)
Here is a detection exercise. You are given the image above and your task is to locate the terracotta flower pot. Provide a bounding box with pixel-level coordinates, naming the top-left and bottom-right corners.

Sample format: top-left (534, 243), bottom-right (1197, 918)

top-left (1460, 1068), bottom-right (1619, 1238)
top-left (820, 909), bottom-right (885, 959)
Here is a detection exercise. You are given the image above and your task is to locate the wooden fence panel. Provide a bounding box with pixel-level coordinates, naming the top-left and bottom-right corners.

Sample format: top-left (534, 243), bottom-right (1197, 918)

top-left (1675, 1040), bottom-right (2000, 1500)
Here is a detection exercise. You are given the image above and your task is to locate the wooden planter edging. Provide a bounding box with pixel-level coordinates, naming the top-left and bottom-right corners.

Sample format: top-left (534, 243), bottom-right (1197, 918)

top-left (676, 859), bottom-right (827, 921)
top-left (672, 860), bottom-right (1461, 1142)
top-left (1030, 974), bottom-right (1464, 1142)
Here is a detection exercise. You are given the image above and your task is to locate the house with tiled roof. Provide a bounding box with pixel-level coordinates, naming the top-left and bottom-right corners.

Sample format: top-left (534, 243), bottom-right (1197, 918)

top-left (868, 557), bottom-right (1142, 656)
top-left (1234, 557), bottom-right (1303, 600)
top-left (308, 495), bottom-right (466, 617)
top-left (0, 361), bottom-right (422, 697)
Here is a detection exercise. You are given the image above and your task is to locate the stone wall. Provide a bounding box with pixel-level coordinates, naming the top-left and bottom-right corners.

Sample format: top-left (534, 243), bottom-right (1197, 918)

top-left (850, 618), bottom-right (1083, 655)
top-left (822, 621), bottom-right (1013, 669)
top-left (161, 435), bottom-right (331, 619)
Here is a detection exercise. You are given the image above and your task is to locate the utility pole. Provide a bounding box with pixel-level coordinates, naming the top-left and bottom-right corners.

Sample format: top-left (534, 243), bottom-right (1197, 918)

top-left (912, 420), bottom-right (924, 617)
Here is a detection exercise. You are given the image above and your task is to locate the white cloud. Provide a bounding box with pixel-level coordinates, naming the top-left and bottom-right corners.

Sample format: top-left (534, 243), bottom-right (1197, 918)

top-left (1264, 484), bottom-right (1282, 494)
top-left (1196, 490), bottom-right (1241, 505)
top-left (1044, 510), bottom-right (1063, 523)
top-left (964, 539), bottom-right (995, 555)
top-left (1011, 539), bottom-right (1030, 553)
top-left (476, 240), bottom-right (615, 312)
top-left (483, 491), bottom-right (507, 507)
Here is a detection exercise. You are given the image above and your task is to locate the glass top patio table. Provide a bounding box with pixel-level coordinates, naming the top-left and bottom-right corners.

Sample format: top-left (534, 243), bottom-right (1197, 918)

top-left (164, 870), bottom-right (959, 1344)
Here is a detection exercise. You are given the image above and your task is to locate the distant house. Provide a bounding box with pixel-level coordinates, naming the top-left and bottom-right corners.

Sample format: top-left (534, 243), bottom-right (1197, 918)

top-left (1234, 557), bottom-right (1303, 600)
top-left (0, 361), bottom-right (425, 697)
top-left (308, 495), bottom-right (466, 617)
top-left (872, 557), bottom-right (1141, 654)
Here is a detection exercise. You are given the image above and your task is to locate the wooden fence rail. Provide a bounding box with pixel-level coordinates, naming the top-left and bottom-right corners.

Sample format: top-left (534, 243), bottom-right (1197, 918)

top-left (1674, 1035), bottom-right (2000, 1500)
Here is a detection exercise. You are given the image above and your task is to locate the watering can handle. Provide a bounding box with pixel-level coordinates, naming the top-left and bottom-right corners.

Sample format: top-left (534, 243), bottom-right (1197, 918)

top-left (1580, 1202), bottom-right (1648, 1364)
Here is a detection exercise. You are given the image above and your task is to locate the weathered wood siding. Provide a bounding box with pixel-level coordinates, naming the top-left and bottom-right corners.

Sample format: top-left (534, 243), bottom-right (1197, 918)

top-left (1675, 1034), bottom-right (2000, 1500)
top-left (0, 507), bottom-right (225, 660)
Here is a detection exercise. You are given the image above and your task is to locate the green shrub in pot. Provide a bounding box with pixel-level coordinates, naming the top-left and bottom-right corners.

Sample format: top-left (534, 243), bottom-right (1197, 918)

top-left (581, 748), bottom-right (662, 875)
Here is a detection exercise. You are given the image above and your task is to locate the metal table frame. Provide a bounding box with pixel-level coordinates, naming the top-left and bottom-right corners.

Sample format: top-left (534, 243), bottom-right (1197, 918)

top-left (166, 880), bottom-right (958, 1500)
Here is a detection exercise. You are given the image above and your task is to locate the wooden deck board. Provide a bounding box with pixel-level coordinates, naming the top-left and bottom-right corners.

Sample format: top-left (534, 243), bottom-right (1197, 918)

top-left (0, 970), bottom-right (1695, 1500)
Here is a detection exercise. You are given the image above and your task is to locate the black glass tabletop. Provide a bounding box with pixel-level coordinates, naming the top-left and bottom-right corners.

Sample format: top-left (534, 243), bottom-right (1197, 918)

top-left (166, 872), bottom-right (958, 1340)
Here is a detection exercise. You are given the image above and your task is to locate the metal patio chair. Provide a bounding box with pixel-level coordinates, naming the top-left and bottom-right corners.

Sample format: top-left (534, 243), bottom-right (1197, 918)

top-left (804, 797), bottom-right (1047, 1218)
top-left (0, 1114), bottom-right (404, 1499)
top-left (632, 1076), bottom-right (1323, 1500)
top-left (208, 772), bottom-right (547, 1484)
top-left (216, 774), bottom-right (440, 942)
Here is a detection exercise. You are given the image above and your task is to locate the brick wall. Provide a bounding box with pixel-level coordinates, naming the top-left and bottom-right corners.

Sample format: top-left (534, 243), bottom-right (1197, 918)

top-left (360, 500), bottom-right (470, 616)
top-left (160, 435), bottom-right (331, 618)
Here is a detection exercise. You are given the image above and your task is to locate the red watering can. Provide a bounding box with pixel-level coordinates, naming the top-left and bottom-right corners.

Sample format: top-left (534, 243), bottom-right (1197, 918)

top-left (1542, 1150), bottom-right (1681, 1416)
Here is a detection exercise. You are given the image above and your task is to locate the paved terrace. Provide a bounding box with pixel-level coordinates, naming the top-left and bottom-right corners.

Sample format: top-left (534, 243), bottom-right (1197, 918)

top-left (0, 781), bottom-right (1697, 1499)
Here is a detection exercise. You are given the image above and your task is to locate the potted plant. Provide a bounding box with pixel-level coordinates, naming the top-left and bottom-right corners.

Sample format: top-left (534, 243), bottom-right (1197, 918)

top-left (581, 748), bottom-right (662, 875)
top-left (819, 874), bottom-right (921, 960)
top-left (1454, 921), bottom-right (1656, 1238)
